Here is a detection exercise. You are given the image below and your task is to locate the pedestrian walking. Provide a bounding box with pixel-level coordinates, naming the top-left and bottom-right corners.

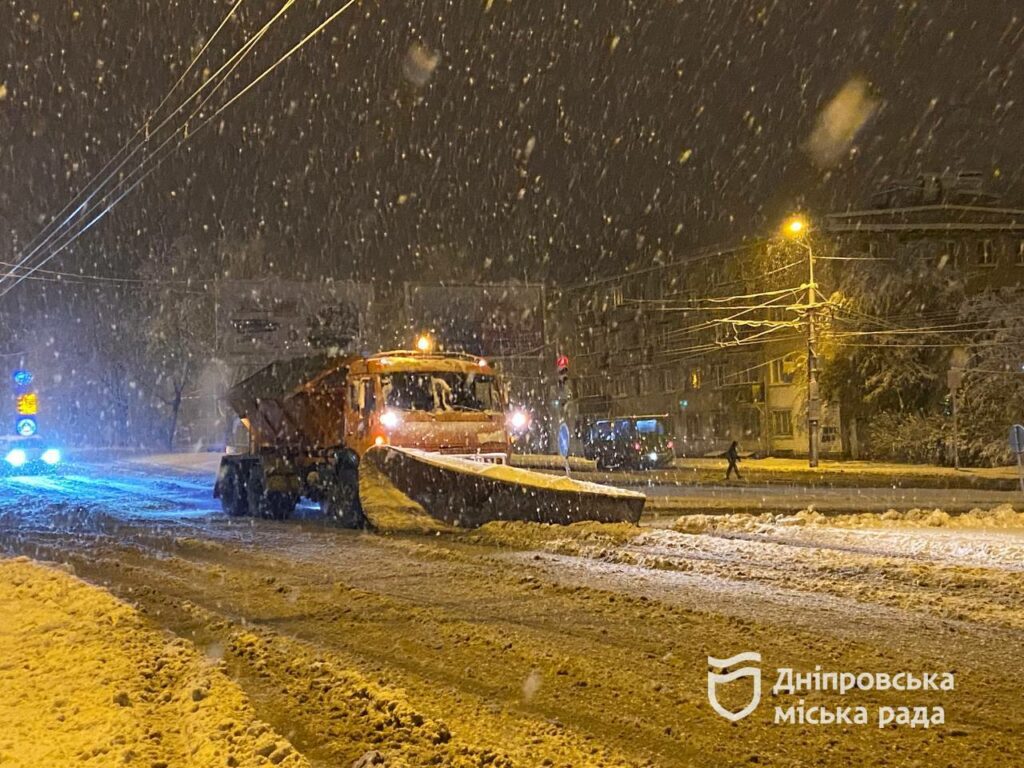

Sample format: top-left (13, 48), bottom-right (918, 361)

top-left (724, 440), bottom-right (742, 480)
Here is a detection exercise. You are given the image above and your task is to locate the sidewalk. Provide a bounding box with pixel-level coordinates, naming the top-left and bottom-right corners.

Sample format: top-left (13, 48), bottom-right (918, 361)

top-left (514, 453), bottom-right (1022, 491)
top-left (669, 456), bottom-right (1021, 490)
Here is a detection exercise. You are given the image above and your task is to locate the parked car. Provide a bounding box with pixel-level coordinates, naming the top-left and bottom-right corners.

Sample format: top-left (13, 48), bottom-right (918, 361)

top-left (583, 415), bottom-right (675, 470)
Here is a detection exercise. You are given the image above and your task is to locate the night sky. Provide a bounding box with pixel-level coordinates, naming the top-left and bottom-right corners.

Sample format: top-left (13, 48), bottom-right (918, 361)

top-left (1, 0), bottom-right (1022, 291)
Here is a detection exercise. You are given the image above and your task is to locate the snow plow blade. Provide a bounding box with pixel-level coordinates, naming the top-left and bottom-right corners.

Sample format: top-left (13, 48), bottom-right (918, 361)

top-left (362, 446), bottom-right (645, 528)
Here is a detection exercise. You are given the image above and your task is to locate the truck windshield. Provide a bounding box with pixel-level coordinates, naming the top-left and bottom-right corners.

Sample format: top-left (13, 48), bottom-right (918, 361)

top-left (381, 372), bottom-right (500, 413)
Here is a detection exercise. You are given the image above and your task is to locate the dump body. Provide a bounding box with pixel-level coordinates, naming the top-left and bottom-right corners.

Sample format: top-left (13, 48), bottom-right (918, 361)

top-left (225, 354), bottom-right (352, 453)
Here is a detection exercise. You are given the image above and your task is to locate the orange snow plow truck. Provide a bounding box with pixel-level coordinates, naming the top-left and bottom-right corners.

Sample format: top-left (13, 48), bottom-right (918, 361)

top-left (215, 350), bottom-right (644, 528)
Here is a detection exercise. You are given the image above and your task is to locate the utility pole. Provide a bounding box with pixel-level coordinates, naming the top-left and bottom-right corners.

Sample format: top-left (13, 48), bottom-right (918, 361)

top-left (948, 347), bottom-right (967, 470)
top-left (805, 239), bottom-right (820, 468)
top-left (783, 215), bottom-right (819, 468)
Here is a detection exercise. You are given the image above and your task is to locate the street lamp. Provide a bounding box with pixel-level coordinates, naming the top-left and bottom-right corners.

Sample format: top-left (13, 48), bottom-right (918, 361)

top-left (781, 214), bottom-right (820, 468)
top-left (415, 334), bottom-right (433, 353)
top-left (782, 215), bottom-right (809, 239)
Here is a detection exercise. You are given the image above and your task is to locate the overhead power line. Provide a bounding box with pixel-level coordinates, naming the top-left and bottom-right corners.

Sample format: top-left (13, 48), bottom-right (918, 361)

top-left (2, 0), bottom-right (361, 299)
top-left (0, 0), bottom-right (295, 295)
top-left (1, 0), bottom-right (248, 291)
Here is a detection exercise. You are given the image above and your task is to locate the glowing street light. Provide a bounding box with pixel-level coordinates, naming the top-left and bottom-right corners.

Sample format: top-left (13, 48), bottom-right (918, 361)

top-left (782, 215), bottom-right (808, 238)
top-left (415, 334), bottom-right (433, 353)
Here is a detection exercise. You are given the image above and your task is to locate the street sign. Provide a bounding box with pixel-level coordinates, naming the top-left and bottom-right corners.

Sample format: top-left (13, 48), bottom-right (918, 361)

top-left (558, 423), bottom-right (571, 458)
top-left (557, 422), bottom-right (571, 477)
top-left (15, 417), bottom-right (37, 437)
top-left (16, 392), bottom-right (38, 416)
top-left (1010, 424), bottom-right (1024, 454)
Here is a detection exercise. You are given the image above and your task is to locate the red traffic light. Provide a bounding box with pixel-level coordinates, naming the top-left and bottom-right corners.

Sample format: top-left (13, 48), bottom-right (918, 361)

top-left (556, 354), bottom-right (569, 372)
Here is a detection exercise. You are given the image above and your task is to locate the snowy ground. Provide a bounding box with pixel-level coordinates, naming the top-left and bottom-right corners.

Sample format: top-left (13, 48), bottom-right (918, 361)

top-left (0, 557), bottom-right (308, 767)
top-left (1, 455), bottom-right (1022, 766)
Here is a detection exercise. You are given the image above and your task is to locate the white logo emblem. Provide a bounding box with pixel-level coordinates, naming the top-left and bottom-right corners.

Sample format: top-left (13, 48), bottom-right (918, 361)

top-left (708, 652), bottom-right (762, 722)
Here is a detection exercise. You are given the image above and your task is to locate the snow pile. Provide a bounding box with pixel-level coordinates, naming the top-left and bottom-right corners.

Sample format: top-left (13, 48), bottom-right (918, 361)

top-left (359, 460), bottom-right (451, 533)
top-left (469, 520), bottom-right (642, 552)
top-left (0, 557), bottom-right (308, 768)
top-left (674, 504), bottom-right (1024, 534)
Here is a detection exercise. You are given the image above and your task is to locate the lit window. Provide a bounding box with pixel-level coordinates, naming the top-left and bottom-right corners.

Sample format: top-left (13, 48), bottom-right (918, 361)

top-left (1017, 240), bottom-right (1024, 267)
top-left (689, 368), bottom-right (702, 391)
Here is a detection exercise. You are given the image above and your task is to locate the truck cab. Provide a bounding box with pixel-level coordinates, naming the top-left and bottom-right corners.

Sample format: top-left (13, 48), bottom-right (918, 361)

top-left (343, 351), bottom-right (510, 462)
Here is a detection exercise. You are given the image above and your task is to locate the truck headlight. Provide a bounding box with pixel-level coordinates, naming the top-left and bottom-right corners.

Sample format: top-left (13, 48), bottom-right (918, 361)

top-left (508, 409), bottom-right (529, 432)
top-left (41, 448), bottom-right (61, 465)
top-left (380, 410), bottom-right (401, 429)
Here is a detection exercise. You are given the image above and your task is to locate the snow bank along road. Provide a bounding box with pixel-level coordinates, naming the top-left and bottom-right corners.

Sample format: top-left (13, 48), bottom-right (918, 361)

top-left (1, 456), bottom-right (1022, 766)
top-left (0, 557), bottom-right (308, 767)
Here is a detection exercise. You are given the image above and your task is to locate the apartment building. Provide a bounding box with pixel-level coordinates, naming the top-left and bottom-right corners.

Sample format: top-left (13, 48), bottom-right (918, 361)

top-left (557, 172), bottom-right (1024, 457)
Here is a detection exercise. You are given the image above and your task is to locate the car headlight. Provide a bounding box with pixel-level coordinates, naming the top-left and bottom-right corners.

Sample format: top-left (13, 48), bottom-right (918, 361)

top-left (41, 448), bottom-right (61, 465)
top-left (5, 448), bottom-right (27, 468)
top-left (380, 410), bottom-right (401, 429)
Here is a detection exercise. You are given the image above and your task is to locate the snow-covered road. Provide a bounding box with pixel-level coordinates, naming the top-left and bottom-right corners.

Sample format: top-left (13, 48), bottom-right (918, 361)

top-left (1, 455), bottom-right (1022, 766)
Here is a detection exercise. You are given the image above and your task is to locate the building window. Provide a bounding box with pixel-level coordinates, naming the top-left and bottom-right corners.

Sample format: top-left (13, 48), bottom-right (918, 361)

top-left (977, 239), bottom-right (995, 267)
top-left (711, 363), bottom-right (725, 388)
top-left (740, 409), bottom-right (760, 440)
top-left (731, 364), bottom-right (760, 385)
top-left (937, 240), bottom-right (957, 270)
top-left (662, 369), bottom-right (674, 392)
top-left (868, 241), bottom-right (880, 258)
top-left (688, 367), bottom-right (702, 391)
top-left (611, 286), bottom-right (624, 306)
top-left (821, 425), bottom-right (839, 444)
top-left (770, 409), bottom-right (793, 437)
top-left (636, 370), bottom-right (648, 394)
top-left (1017, 240), bottom-right (1024, 267)
top-left (770, 357), bottom-right (795, 385)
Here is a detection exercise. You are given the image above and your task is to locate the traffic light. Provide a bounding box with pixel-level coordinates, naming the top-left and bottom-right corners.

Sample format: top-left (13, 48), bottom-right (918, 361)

top-left (556, 354), bottom-right (569, 388)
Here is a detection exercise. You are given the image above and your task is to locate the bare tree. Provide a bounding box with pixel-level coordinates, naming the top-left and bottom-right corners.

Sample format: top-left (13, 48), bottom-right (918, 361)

top-left (141, 237), bottom-right (216, 451)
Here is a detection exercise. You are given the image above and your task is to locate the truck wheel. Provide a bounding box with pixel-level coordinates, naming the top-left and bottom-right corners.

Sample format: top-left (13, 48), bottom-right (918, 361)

top-left (321, 477), bottom-right (364, 528)
top-left (219, 464), bottom-right (250, 517)
top-left (246, 468), bottom-right (297, 520)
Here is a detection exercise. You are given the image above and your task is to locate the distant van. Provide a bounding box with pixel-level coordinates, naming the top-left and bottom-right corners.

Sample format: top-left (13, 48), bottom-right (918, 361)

top-left (583, 415), bottom-right (675, 470)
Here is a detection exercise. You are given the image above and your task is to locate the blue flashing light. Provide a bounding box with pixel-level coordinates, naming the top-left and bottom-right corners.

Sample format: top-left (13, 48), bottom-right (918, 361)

top-left (16, 417), bottom-right (37, 437)
top-left (12, 370), bottom-right (33, 388)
